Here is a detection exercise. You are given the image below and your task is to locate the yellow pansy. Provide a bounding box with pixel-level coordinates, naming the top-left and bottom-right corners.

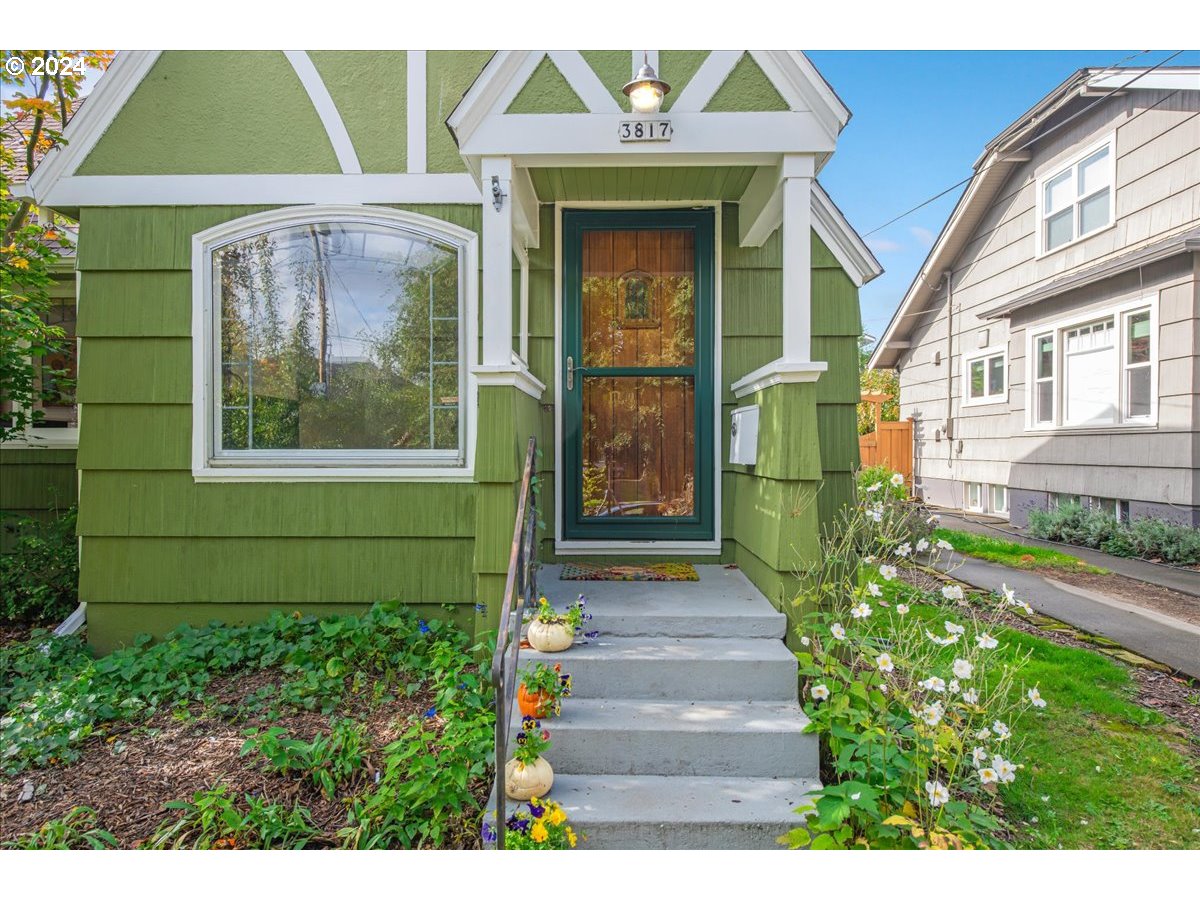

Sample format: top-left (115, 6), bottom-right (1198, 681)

top-left (566, 827), bottom-right (577, 848)
top-left (11, 258), bottom-right (29, 270)
top-left (530, 821), bottom-right (548, 843)
top-left (548, 807), bottom-right (566, 826)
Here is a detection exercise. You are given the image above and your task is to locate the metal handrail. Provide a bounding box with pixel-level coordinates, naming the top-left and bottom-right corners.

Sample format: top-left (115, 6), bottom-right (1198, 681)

top-left (490, 436), bottom-right (538, 850)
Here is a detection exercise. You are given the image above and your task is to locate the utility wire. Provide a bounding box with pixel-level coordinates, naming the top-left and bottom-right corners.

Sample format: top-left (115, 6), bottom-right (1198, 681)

top-left (862, 50), bottom-right (1182, 237)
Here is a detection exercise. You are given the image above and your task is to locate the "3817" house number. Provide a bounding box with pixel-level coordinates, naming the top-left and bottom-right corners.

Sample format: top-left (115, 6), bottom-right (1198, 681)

top-left (618, 120), bottom-right (672, 142)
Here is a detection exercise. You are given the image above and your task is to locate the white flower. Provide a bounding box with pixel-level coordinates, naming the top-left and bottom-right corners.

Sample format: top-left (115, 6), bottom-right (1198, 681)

top-left (879, 564), bottom-right (898, 581)
top-left (866, 581), bottom-right (882, 598)
top-left (941, 585), bottom-right (964, 602)
top-left (917, 703), bottom-right (944, 726)
top-left (925, 780), bottom-right (950, 807)
top-left (850, 791), bottom-right (861, 801)
top-left (948, 679), bottom-right (961, 694)
top-left (866, 481), bottom-right (882, 493)
top-left (915, 538), bottom-right (930, 553)
top-left (993, 756), bottom-right (1017, 784)
top-left (945, 621), bottom-right (965, 635)
top-left (1041, 796), bottom-right (1050, 803)
top-left (868, 507), bottom-right (883, 523)
top-left (799, 635), bottom-right (811, 647)
top-left (977, 633), bottom-right (999, 650)
top-left (1027, 687), bottom-right (1047, 708)
top-left (851, 602), bottom-right (872, 620)
top-left (952, 658), bottom-right (973, 679)
top-left (863, 555), bottom-right (877, 564)
top-left (1001, 584), bottom-right (1016, 604)
top-left (963, 688), bottom-right (980, 704)
top-left (830, 623), bottom-right (846, 640)
top-left (1019, 601), bottom-right (1034, 615)
top-left (976, 727), bottom-right (992, 741)
top-left (978, 767), bottom-right (998, 785)
top-left (920, 676), bottom-right (947, 693)
top-left (876, 653), bottom-right (894, 673)
top-left (992, 720), bottom-right (1011, 741)
top-left (971, 746), bottom-right (988, 766)
top-left (890, 472), bottom-right (905, 487)
top-left (925, 630), bottom-right (960, 647)
top-left (810, 684), bottom-right (830, 701)
top-left (935, 539), bottom-right (954, 551)
top-left (896, 603), bottom-right (910, 615)
top-left (896, 542), bottom-right (912, 558)
top-left (878, 682), bottom-right (889, 693)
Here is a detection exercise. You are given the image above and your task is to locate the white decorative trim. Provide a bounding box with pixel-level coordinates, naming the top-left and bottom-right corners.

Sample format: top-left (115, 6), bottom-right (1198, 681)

top-left (810, 182), bottom-right (883, 286)
top-left (26, 50), bottom-right (162, 201)
top-left (731, 359), bottom-right (827, 398)
top-left (472, 364), bottom-right (546, 400)
top-left (191, 205), bottom-right (480, 482)
top-left (406, 51), bottom-right (427, 174)
top-left (283, 51), bottom-right (362, 175)
top-left (752, 51), bottom-right (850, 141)
top-left (668, 51), bottom-right (742, 113)
top-left (37, 173), bottom-right (481, 207)
top-left (547, 51), bottom-right (622, 114)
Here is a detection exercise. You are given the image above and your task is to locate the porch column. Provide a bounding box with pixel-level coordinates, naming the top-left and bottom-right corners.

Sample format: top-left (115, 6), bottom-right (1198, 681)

top-left (481, 155), bottom-right (514, 367)
top-left (781, 153), bottom-right (814, 363)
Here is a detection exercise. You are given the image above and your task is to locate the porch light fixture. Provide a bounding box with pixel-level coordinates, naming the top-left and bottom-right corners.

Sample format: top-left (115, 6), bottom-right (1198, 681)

top-left (622, 54), bottom-right (670, 114)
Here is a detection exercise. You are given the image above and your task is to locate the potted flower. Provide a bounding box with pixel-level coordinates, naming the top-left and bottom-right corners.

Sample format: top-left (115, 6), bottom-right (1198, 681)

top-left (518, 662), bottom-right (572, 718)
top-left (525, 595), bottom-right (593, 652)
top-left (486, 796), bottom-right (582, 849)
top-left (505, 716), bottom-right (554, 800)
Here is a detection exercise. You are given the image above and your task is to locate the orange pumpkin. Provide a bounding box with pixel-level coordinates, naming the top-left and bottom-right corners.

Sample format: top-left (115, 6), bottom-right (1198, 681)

top-left (518, 683), bottom-right (555, 718)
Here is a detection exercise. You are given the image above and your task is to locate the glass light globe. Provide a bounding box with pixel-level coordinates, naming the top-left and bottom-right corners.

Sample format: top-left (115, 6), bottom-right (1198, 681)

top-left (628, 82), bottom-right (664, 114)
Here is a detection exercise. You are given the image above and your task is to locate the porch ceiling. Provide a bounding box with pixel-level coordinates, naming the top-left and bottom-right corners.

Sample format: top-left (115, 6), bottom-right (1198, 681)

top-left (527, 166), bottom-right (756, 202)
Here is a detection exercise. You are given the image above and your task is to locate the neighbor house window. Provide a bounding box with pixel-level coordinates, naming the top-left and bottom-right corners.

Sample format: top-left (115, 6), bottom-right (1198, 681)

top-left (963, 347), bottom-right (1006, 406)
top-left (965, 482), bottom-right (983, 512)
top-left (1039, 137), bottom-right (1114, 254)
top-left (1027, 298), bottom-right (1155, 430)
top-left (0, 300), bottom-right (78, 443)
top-left (989, 484), bottom-right (1008, 515)
top-left (199, 209), bottom-right (477, 474)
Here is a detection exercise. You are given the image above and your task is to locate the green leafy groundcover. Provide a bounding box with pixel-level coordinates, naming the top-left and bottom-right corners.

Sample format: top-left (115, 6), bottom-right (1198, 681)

top-left (0, 603), bottom-right (495, 849)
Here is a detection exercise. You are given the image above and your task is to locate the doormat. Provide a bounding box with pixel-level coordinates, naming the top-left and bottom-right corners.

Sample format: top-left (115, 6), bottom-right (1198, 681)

top-left (559, 562), bottom-right (699, 582)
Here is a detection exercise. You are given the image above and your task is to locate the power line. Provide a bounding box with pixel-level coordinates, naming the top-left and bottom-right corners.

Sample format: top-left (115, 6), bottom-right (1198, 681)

top-left (862, 50), bottom-right (1183, 237)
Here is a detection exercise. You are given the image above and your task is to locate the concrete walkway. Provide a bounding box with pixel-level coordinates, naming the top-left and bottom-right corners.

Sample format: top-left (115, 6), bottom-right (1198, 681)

top-left (934, 510), bottom-right (1200, 599)
top-left (934, 554), bottom-right (1200, 679)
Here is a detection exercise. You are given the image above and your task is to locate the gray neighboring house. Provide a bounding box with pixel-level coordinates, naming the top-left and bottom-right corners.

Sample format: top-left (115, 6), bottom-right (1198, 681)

top-left (870, 66), bottom-right (1200, 528)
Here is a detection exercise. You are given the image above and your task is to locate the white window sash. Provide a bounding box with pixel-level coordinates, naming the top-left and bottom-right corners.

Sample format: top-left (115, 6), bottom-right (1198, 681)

top-left (1036, 134), bottom-right (1115, 256)
top-left (961, 347), bottom-right (1007, 407)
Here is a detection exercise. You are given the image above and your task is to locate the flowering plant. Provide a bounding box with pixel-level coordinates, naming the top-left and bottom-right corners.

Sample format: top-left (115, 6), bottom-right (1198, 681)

top-left (530, 595), bottom-right (595, 638)
top-left (784, 477), bottom-right (1046, 850)
top-left (483, 797), bottom-right (582, 849)
top-left (512, 715), bottom-right (552, 766)
top-left (518, 662), bottom-right (571, 716)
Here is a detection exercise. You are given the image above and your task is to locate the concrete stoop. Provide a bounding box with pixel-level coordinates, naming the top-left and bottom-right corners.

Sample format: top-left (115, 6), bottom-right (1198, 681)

top-left (501, 565), bottom-right (819, 850)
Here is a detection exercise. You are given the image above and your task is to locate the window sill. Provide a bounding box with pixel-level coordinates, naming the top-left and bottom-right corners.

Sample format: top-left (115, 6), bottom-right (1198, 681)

top-left (192, 464), bottom-right (475, 483)
top-left (1034, 217), bottom-right (1117, 261)
top-left (1023, 422), bottom-right (1157, 436)
top-left (1, 430), bottom-right (79, 450)
top-left (961, 395), bottom-right (1007, 408)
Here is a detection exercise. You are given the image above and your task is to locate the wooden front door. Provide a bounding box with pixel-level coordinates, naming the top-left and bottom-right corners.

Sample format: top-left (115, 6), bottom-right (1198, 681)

top-left (561, 209), bottom-right (714, 541)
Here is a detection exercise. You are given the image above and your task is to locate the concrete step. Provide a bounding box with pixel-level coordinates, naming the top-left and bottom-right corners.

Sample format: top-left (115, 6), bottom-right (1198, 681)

top-left (521, 637), bottom-right (799, 701)
top-left (505, 774), bottom-right (818, 849)
top-left (516, 699), bottom-right (817, 778)
top-left (539, 564), bottom-right (787, 639)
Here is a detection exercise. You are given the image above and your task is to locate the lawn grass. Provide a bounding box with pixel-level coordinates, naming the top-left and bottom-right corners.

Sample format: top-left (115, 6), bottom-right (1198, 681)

top-left (933, 527), bottom-right (1108, 574)
top-left (873, 572), bottom-right (1200, 849)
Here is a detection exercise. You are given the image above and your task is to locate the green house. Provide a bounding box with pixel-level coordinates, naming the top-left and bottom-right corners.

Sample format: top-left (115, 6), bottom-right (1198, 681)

top-left (21, 50), bottom-right (880, 652)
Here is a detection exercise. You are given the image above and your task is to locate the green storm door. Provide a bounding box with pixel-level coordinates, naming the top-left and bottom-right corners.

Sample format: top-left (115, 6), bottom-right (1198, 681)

top-left (562, 209), bottom-right (714, 541)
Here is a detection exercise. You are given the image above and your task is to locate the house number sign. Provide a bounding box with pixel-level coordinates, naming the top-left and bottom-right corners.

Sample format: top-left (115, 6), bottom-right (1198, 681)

top-left (618, 120), bottom-right (672, 142)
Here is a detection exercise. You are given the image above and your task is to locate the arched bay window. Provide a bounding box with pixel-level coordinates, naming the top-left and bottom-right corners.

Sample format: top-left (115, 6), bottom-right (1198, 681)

top-left (193, 207), bottom-right (478, 478)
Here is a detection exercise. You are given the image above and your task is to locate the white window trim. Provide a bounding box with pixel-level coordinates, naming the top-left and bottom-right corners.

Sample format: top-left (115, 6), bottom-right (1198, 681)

top-left (190, 205), bottom-right (479, 483)
top-left (1024, 293), bottom-right (1158, 432)
top-left (1034, 133), bottom-right (1117, 259)
top-left (964, 481), bottom-right (984, 513)
top-left (961, 346), bottom-right (1008, 408)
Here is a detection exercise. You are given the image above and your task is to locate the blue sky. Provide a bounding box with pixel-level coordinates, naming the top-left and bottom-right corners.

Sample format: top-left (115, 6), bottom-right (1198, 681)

top-left (807, 50), bottom-right (1200, 344)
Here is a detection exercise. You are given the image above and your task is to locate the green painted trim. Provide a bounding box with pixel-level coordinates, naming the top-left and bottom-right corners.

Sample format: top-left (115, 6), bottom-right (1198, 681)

top-left (308, 51), bottom-right (407, 173)
top-left (506, 55), bottom-right (587, 114)
top-left (704, 53), bottom-right (789, 113)
top-left (560, 208), bottom-right (715, 541)
top-left (78, 52), bottom-right (340, 175)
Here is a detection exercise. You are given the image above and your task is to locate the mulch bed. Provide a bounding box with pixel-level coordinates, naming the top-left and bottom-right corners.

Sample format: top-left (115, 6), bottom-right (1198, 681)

top-left (896, 566), bottom-right (1200, 747)
top-left (0, 668), bottom-right (440, 848)
top-left (1039, 569), bottom-right (1200, 627)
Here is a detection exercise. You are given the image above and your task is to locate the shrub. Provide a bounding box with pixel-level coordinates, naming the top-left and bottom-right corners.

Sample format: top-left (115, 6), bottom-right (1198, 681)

top-left (1027, 504), bottom-right (1200, 566)
top-left (0, 508), bottom-right (78, 625)
top-left (785, 483), bottom-right (1043, 849)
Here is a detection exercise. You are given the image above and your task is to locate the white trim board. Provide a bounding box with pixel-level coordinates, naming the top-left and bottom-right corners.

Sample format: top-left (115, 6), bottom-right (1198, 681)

top-left (406, 51), bottom-right (427, 174)
top-left (283, 51), bottom-right (361, 175)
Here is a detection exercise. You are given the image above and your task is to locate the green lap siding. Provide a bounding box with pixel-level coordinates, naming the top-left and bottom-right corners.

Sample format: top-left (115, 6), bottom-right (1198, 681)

top-left (0, 449), bottom-right (77, 551)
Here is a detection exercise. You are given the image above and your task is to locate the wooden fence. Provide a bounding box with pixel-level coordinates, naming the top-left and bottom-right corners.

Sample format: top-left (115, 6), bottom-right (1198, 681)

top-left (859, 420), bottom-right (913, 484)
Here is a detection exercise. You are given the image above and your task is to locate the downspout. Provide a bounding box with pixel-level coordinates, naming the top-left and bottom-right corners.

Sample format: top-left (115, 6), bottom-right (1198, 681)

top-left (943, 270), bottom-right (954, 472)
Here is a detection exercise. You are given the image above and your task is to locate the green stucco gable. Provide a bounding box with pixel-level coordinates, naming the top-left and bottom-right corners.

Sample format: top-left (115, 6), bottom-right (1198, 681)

top-left (77, 51), bottom-right (341, 175)
top-left (506, 55), bottom-right (587, 114)
top-left (308, 51), bottom-right (407, 173)
top-left (704, 52), bottom-right (789, 112)
top-left (659, 51), bottom-right (709, 112)
top-left (427, 50), bottom-right (493, 173)
top-left (581, 51), bottom-right (632, 109)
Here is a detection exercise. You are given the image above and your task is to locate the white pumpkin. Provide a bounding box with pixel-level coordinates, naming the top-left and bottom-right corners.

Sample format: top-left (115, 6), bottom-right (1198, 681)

top-left (505, 755), bottom-right (554, 800)
top-left (527, 619), bottom-right (574, 652)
